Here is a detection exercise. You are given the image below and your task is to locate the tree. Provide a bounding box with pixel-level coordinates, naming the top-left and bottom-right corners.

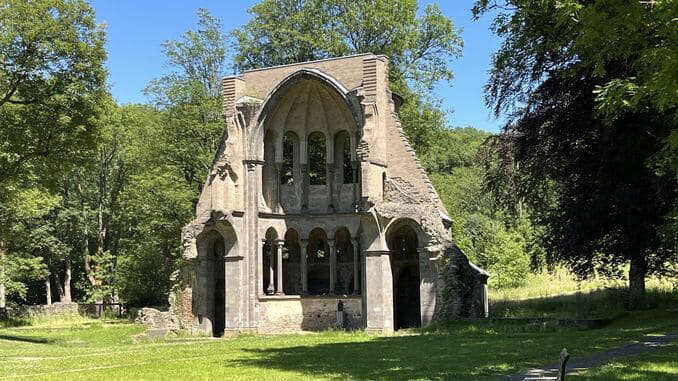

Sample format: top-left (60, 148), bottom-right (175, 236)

top-left (145, 9), bottom-right (227, 198)
top-left (475, 0), bottom-right (678, 298)
top-left (232, 0), bottom-right (462, 154)
top-left (0, 0), bottom-right (107, 186)
top-left (0, 0), bottom-right (107, 306)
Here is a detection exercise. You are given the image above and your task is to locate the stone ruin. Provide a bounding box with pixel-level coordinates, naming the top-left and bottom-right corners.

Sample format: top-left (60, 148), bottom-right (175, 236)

top-left (167, 53), bottom-right (488, 336)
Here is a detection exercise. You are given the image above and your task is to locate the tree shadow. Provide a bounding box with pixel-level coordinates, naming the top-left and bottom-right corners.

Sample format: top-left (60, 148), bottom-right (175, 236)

top-left (229, 332), bottom-right (568, 380)
top-left (0, 334), bottom-right (51, 344)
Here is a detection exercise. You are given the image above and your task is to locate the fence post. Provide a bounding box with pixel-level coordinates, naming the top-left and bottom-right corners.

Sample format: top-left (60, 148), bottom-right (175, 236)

top-left (559, 348), bottom-right (570, 381)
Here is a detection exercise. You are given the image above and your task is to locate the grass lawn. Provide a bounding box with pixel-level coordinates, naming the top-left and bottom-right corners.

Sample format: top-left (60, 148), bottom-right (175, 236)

top-left (1, 307), bottom-right (676, 380)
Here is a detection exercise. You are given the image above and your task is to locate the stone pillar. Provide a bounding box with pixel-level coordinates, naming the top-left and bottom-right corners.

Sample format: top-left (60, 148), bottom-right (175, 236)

top-left (266, 241), bottom-right (275, 295)
top-left (275, 239), bottom-right (285, 295)
top-left (300, 239), bottom-right (308, 294)
top-left (274, 163), bottom-right (282, 213)
top-left (351, 238), bottom-right (360, 294)
top-left (363, 249), bottom-right (393, 334)
top-left (328, 239), bottom-right (336, 294)
top-left (351, 160), bottom-right (359, 211)
top-left (300, 164), bottom-right (309, 211)
top-left (326, 163), bottom-right (335, 212)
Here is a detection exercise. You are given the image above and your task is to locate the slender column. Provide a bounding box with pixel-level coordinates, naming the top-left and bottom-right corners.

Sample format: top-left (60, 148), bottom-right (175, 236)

top-left (300, 164), bottom-right (309, 211)
top-left (274, 163), bottom-right (282, 213)
top-left (351, 238), bottom-right (360, 294)
top-left (275, 239), bottom-right (285, 295)
top-left (266, 241), bottom-right (275, 295)
top-left (326, 163), bottom-right (335, 212)
top-left (351, 160), bottom-right (359, 212)
top-left (328, 239), bottom-right (336, 294)
top-left (300, 239), bottom-right (308, 294)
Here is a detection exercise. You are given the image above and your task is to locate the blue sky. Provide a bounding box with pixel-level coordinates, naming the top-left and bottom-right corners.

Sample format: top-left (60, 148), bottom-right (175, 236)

top-left (89, 0), bottom-right (504, 132)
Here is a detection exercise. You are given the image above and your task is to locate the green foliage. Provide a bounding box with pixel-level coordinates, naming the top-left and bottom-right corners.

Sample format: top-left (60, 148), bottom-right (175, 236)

top-left (0, 0), bottom-right (107, 187)
top-left (474, 0), bottom-right (678, 295)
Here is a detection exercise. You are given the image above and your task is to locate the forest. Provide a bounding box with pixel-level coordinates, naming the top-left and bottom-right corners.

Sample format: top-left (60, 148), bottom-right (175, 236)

top-left (0, 0), bottom-right (676, 309)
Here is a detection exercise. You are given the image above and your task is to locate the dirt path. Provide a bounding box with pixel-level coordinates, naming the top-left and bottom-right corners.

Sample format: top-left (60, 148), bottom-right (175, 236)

top-left (501, 332), bottom-right (678, 381)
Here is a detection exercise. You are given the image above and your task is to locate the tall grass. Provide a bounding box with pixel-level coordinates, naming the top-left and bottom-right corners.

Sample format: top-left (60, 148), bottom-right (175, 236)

top-left (490, 268), bottom-right (678, 319)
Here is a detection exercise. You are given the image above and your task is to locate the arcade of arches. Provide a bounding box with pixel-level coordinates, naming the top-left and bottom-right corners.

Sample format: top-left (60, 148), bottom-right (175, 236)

top-left (175, 54), bottom-right (489, 336)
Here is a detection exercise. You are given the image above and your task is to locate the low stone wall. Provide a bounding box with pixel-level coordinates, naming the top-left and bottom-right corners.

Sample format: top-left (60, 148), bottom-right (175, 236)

top-left (1, 303), bottom-right (79, 319)
top-left (258, 296), bottom-right (362, 333)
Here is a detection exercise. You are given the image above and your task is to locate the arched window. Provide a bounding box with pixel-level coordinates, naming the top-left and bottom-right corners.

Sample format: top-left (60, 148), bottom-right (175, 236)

top-left (283, 229), bottom-right (301, 295)
top-left (262, 130), bottom-right (276, 209)
top-left (335, 227), bottom-right (356, 295)
top-left (308, 132), bottom-right (326, 185)
top-left (334, 131), bottom-right (353, 184)
top-left (343, 134), bottom-right (352, 184)
top-left (281, 132), bottom-right (296, 185)
top-left (307, 228), bottom-right (330, 295)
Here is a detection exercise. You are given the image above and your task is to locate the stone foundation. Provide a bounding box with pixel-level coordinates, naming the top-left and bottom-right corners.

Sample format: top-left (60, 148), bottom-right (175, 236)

top-left (258, 296), bottom-right (362, 333)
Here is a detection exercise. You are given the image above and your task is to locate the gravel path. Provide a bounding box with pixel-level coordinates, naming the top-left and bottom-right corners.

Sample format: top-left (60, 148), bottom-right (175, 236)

top-left (501, 332), bottom-right (678, 381)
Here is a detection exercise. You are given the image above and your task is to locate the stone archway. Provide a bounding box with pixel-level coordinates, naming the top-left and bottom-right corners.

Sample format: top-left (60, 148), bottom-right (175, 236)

top-left (386, 219), bottom-right (424, 330)
top-left (195, 222), bottom-right (238, 337)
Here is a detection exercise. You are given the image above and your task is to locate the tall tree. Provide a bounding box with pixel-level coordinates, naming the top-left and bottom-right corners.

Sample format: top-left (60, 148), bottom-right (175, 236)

top-left (0, 0), bottom-right (107, 307)
top-left (0, 0), bottom-right (107, 186)
top-left (475, 0), bottom-right (678, 297)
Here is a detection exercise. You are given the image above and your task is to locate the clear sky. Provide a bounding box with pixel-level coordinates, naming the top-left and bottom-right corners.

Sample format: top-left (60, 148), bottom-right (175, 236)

top-left (89, 0), bottom-right (504, 132)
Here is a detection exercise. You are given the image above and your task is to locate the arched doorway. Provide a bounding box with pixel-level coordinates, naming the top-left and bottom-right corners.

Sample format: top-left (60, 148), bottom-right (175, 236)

top-left (387, 221), bottom-right (421, 330)
top-left (196, 222), bottom-right (238, 337)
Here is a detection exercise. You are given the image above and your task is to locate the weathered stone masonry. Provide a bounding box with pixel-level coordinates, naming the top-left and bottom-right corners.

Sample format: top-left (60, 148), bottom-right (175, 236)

top-left (172, 53), bottom-right (488, 336)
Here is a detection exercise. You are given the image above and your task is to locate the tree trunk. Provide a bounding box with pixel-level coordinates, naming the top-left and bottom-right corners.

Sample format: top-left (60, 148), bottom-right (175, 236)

top-left (629, 254), bottom-right (646, 308)
top-left (0, 242), bottom-right (6, 309)
top-left (63, 255), bottom-right (72, 303)
top-left (54, 271), bottom-right (65, 302)
top-left (45, 276), bottom-right (52, 305)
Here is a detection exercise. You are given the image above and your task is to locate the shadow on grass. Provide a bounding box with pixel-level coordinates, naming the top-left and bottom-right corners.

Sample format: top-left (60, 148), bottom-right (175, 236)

top-left (229, 305), bottom-right (677, 381)
top-left (231, 333), bottom-right (531, 380)
top-left (0, 334), bottom-right (51, 344)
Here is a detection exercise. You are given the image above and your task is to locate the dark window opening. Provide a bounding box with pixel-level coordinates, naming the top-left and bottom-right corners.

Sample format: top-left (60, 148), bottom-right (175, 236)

top-left (308, 132), bottom-right (326, 185)
top-left (281, 133), bottom-right (295, 184)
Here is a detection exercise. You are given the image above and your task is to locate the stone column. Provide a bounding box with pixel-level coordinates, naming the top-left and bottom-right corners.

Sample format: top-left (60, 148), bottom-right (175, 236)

top-left (266, 241), bottom-right (275, 295)
top-left (300, 164), bottom-right (309, 211)
top-left (275, 240), bottom-right (285, 295)
top-left (274, 163), bottom-right (282, 213)
top-left (351, 160), bottom-right (359, 211)
top-left (351, 238), bottom-right (360, 294)
top-left (328, 239), bottom-right (336, 294)
top-left (300, 239), bottom-right (308, 294)
top-left (326, 163), bottom-right (335, 212)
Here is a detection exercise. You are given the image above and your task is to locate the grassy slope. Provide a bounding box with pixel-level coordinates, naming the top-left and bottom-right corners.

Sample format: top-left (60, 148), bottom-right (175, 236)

top-left (0, 308), bottom-right (676, 380)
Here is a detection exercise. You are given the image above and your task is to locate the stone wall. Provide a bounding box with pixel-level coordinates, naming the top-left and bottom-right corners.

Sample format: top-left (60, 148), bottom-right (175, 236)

top-left (440, 246), bottom-right (489, 319)
top-left (258, 296), bottom-right (362, 333)
top-left (1, 303), bottom-right (79, 319)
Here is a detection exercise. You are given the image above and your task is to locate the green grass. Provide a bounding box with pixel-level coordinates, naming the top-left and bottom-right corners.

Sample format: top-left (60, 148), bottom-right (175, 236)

top-left (490, 269), bottom-right (678, 319)
top-left (1, 307), bottom-right (676, 380)
top-left (569, 342), bottom-right (678, 380)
